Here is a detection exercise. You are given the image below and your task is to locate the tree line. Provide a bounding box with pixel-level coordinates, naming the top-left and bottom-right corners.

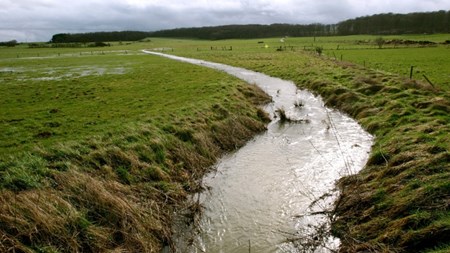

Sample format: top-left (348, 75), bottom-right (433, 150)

top-left (50, 31), bottom-right (152, 43)
top-left (48, 10), bottom-right (449, 43)
top-left (337, 10), bottom-right (449, 35)
top-left (148, 23), bottom-right (337, 40)
top-left (0, 40), bottom-right (18, 47)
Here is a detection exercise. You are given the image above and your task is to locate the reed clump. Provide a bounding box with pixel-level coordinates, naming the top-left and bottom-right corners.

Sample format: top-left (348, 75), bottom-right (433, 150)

top-left (276, 107), bottom-right (310, 124)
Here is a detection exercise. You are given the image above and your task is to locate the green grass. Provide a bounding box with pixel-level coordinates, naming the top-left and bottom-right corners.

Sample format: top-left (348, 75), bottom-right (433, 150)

top-left (149, 35), bottom-right (449, 252)
top-left (0, 49), bottom-right (255, 153)
top-left (141, 34), bottom-right (450, 90)
top-left (0, 43), bottom-right (271, 252)
top-left (1, 35), bottom-right (448, 252)
top-left (325, 47), bottom-right (450, 90)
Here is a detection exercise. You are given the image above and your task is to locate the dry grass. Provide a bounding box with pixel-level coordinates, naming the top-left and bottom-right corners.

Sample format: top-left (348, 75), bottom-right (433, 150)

top-left (0, 116), bottom-right (268, 252)
top-left (0, 170), bottom-right (168, 252)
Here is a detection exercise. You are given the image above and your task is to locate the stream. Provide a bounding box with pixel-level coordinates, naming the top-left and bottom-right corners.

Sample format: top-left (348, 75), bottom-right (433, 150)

top-left (143, 51), bottom-right (373, 253)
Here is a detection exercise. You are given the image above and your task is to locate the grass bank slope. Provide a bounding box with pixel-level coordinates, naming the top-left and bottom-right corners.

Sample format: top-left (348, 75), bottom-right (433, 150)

top-left (162, 37), bottom-right (449, 252)
top-left (0, 48), bottom-right (271, 251)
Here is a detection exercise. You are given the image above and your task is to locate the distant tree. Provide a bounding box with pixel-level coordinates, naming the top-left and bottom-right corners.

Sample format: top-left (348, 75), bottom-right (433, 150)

top-left (337, 10), bottom-right (450, 35)
top-left (48, 11), bottom-right (449, 43)
top-left (50, 31), bottom-right (151, 43)
top-left (0, 40), bottom-right (18, 47)
top-left (148, 23), bottom-right (335, 40)
top-left (375, 37), bottom-right (385, 49)
top-left (51, 33), bottom-right (70, 43)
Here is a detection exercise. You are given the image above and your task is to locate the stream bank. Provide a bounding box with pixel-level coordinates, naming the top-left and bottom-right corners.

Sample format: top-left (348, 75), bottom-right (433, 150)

top-left (144, 51), bottom-right (374, 252)
top-left (163, 49), bottom-right (450, 252)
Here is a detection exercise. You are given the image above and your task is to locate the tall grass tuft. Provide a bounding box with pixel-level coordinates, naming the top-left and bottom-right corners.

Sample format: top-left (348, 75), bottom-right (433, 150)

top-left (276, 107), bottom-right (310, 124)
top-left (276, 107), bottom-right (289, 123)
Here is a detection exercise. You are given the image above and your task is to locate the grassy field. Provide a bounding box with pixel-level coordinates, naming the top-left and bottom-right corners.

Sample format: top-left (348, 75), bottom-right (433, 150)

top-left (264, 34), bottom-right (450, 89)
top-left (155, 34), bottom-right (450, 90)
top-left (0, 45), bottom-right (271, 252)
top-left (1, 34), bottom-right (449, 252)
top-left (0, 49), bottom-right (261, 153)
top-left (152, 35), bottom-right (449, 252)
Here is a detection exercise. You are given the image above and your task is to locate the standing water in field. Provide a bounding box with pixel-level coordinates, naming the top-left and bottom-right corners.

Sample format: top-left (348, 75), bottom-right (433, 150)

top-left (143, 51), bottom-right (373, 252)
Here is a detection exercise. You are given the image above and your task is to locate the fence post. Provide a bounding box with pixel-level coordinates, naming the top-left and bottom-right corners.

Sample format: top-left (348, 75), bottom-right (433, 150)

top-left (423, 74), bottom-right (435, 88)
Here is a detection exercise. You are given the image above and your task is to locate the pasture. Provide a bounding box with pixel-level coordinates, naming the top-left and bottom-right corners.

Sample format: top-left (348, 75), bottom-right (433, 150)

top-left (0, 34), bottom-right (449, 252)
top-left (144, 34), bottom-right (450, 90)
top-left (0, 42), bottom-right (270, 252)
top-left (0, 46), bottom-right (264, 153)
top-left (155, 35), bottom-right (449, 252)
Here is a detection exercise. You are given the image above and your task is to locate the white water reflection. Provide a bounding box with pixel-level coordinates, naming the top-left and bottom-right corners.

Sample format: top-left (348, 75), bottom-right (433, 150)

top-left (144, 51), bottom-right (373, 253)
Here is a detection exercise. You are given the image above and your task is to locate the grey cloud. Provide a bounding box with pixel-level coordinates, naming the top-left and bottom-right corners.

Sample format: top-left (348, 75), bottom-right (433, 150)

top-left (1, 0), bottom-right (449, 42)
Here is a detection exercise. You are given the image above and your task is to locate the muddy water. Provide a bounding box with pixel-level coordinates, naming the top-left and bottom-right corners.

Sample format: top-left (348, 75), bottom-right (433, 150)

top-left (143, 51), bottom-right (373, 252)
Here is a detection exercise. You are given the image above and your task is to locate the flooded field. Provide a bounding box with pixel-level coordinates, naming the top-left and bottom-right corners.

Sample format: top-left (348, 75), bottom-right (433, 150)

top-left (0, 65), bottom-right (127, 81)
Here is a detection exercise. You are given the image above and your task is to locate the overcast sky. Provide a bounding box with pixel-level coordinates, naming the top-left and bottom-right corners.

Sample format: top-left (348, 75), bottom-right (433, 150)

top-left (1, 0), bottom-right (449, 42)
